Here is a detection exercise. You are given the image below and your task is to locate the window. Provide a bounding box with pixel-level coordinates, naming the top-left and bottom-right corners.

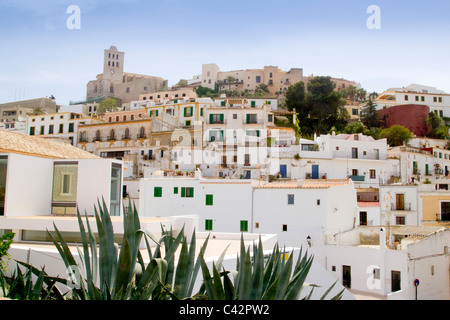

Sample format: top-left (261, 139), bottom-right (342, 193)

top-left (282, 224), bottom-right (288, 232)
top-left (352, 169), bottom-right (359, 176)
top-left (174, 187), bottom-right (178, 194)
top-left (404, 95), bottom-right (409, 101)
top-left (59, 124), bottom-right (64, 133)
top-left (210, 114), bottom-right (224, 124)
top-left (184, 107), bottom-right (193, 117)
top-left (246, 114), bottom-right (257, 124)
top-left (154, 187), bottom-right (162, 198)
top-left (396, 216), bottom-right (405, 225)
top-left (434, 97), bottom-right (438, 103)
top-left (185, 120), bottom-right (191, 126)
top-left (49, 125), bottom-right (54, 134)
top-left (352, 109), bottom-right (359, 116)
top-left (360, 212), bottom-right (367, 225)
top-left (439, 97), bottom-right (443, 103)
top-left (240, 220), bottom-right (248, 232)
top-left (68, 123), bottom-right (74, 133)
top-left (370, 169), bottom-right (376, 179)
top-left (268, 114), bottom-right (273, 122)
top-left (317, 199), bottom-right (321, 206)
top-left (181, 187), bottom-right (194, 198)
top-left (40, 126), bottom-right (45, 135)
top-left (206, 194), bottom-right (213, 206)
top-left (29, 127), bottom-right (35, 135)
top-left (415, 96), bottom-right (419, 102)
top-left (288, 194), bottom-right (295, 205)
top-left (256, 76), bottom-right (261, 83)
top-left (352, 148), bottom-right (358, 159)
top-left (61, 174), bottom-right (71, 194)
top-left (421, 96), bottom-right (425, 102)
top-left (205, 219), bottom-right (213, 231)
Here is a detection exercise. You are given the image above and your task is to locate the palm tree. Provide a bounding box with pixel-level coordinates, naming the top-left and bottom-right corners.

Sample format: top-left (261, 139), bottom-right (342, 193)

top-left (30, 107), bottom-right (45, 115)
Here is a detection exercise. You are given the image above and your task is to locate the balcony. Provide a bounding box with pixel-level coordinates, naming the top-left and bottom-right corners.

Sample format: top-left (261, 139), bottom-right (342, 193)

top-left (350, 175), bottom-right (365, 182)
top-left (305, 173), bottom-right (328, 179)
top-left (391, 203), bottom-right (411, 211)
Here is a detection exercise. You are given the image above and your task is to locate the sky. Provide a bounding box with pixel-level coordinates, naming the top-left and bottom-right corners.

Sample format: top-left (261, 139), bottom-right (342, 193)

top-left (1, 0), bottom-right (450, 105)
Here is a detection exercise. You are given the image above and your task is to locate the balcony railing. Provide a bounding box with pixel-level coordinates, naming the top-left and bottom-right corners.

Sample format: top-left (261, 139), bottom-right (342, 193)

top-left (305, 173), bottom-right (328, 179)
top-left (350, 175), bottom-right (365, 182)
top-left (391, 203), bottom-right (412, 211)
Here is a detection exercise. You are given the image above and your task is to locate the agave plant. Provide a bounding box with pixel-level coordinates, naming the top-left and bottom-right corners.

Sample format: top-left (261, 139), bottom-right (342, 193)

top-left (0, 264), bottom-right (66, 300)
top-left (46, 199), bottom-right (209, 300)
top-left (198, 235), bottom-right (344, 300)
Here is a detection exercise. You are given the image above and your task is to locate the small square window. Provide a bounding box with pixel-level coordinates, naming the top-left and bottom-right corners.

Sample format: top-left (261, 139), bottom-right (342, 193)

top-left (282, 224), bottom-right (288, 232)
top-left (332, 266), bottom-right (336, 272)
top-left (154, 187), bottom-right (162, 198)
top-left (288, 194), bottom-right (295, 205)
top-left (317, 199), bottom-right (321, 205)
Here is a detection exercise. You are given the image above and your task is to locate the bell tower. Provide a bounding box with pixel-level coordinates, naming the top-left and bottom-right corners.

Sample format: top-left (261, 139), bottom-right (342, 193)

top-left (103, 46), bottom-right (124, 83)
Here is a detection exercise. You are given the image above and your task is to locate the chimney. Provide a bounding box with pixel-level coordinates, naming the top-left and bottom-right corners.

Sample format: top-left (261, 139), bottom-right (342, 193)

top-left (379, 227), bottom-right (386, 250)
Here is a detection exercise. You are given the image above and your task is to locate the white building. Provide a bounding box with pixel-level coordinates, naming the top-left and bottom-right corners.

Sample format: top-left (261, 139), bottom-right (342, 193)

top-left (26, 112), bottom-right (102, 146)
top-left (375, 83), bottom-right (450, 117)
top-left (0, 130), bottom-right (124, 218)
top-left (326, 226), bottom-right (450, 300)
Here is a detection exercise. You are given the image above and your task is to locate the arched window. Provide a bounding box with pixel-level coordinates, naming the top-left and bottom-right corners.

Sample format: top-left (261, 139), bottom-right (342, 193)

top-left (140, 127), bottom-right (145, 139)
top-left (95, 130), bottom-right (101, 141)
top-left (110, 129), bottom-right (115, 140)
top-left (80, 131), bottom-right (87, 142)
top-left (124, 128), bottom-right (130, 139)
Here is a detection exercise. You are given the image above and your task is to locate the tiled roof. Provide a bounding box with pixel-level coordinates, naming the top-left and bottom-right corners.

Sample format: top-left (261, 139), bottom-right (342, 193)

top-left (357, 201), bottom-right (380, 208)
top-left (255, 179), bottom-right (351, 189)
top-left (0, 129), bottom-right (100, 159)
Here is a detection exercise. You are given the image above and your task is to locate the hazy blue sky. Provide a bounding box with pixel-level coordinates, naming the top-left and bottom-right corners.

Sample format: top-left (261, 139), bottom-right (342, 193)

top-left (1, 0), bottom-right (450, 105)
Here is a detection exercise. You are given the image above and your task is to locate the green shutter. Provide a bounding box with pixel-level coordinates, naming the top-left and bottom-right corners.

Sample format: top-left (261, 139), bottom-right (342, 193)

top-left (220, 114), bottom-right (224, 123)
top-left (246, 114), bottom-right (250, 124)
top-left (155, 110), bottom-right (159, 116)
top-left (240, 220), bottom-right (248, 232)
top-left (174, 187), bottom-right (178, 194)
top-left (221, 101), bottom-right (226, 107)
top-left (256, 130), bottom-right (260, 137)
top-left (184, 108), bottom-right (187, 117)
top-left (206, 194), bottom-right (213, 206)
top-left (251, 101), bottom-right (256, 107)
top-left (220, 130), bottom-right (224, 141)
top-left (209, 130), bottom-right (213, 142)
top-left (181, 187), bottom-right (186, 197)
top-left (154, 187), bottom-right (162, 197)
top-left (201, 108), bottom-right (204, 116)
top-left (210, 114), bottom-right (214, 124)
top-left (205, 220), bottom-right (213, 231)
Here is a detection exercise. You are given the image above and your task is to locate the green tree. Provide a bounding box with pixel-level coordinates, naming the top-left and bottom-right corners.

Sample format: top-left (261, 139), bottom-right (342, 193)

top-left (196, 86), bottom-right (218, 98)
top-left (425, 112), bottom-right (449, 139)
top-left (0, 232), bottom-right (14, 273)
top-left (305, 76), bottom-right (346, 122)
top-left (347, 86), bottom-right (357, 105)
top-left (360, 99), bottom-right (379, 129)
top-left (379, 125), bottom-right (413, 147)
top-left (97, 98), bottom-right (119, 116)
top-left (284, 81), bottom-right (306, 113)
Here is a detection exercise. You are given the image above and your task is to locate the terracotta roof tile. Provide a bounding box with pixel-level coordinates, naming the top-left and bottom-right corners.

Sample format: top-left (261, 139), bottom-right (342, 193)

top-left (357, 201), bottom-right (380, 208)
top-left (0, 129), bottom-right (100, 160)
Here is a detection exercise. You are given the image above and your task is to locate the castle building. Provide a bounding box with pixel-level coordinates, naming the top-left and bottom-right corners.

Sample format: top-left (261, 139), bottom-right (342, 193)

top-left (86, 46), bottom-right (168, 104)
